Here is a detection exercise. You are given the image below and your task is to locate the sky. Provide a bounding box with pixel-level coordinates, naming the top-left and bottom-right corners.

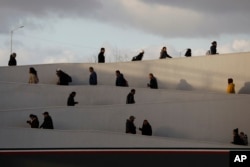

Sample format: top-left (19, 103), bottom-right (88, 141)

top-left (1, 0), bottom-right (250, 66)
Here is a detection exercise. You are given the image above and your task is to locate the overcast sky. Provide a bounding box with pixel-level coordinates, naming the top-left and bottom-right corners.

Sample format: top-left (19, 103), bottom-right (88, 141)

top-left (1, 0), bottom-right (250, 66)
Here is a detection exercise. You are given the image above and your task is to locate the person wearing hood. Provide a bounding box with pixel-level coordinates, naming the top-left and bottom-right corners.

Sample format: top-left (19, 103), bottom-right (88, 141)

top-left (139, 120), bottom-right (152, 136)
top-left (126, 116), bottom-right (136, 134)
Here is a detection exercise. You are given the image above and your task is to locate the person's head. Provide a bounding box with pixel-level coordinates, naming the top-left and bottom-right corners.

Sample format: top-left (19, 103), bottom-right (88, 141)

top-left (131, 89), bottom-right (136, 94)
top-left (228, 78), bottom-right (233, 84)
top-left (100, 47), bottom-right (105, 53)
top-left (212, 41), bottom-right (217, 46)
top-left (116, 70), bottom-right (120, 76)
top-left (89, 67), bottom-right (94, 72)
top-left (43, 111), bottom-right (49, 117)
top-left (240, 132), bottom-right (245, 137)
top-left (70, 91), bottom-right (76, 97)
top-left (29, 67), bottom-right (37, 75)
top-left (233, 128), bottom-right (239, 136)
top-left (143, 120), bottom-right (149, 125)
top-left (29, 114), bottom-right (35, 120)
top-left (129, 115), bottom-right (135, 122)
top-left (11, 53), bottom-right (16, 58)
top-left (162, 47), bottom-right (167, 51)
top-left (149, 73), bottom-right (154, 79)
top-left (56, 68), bottom-right (62, 76)
top-left (187, 48), bottom-right (191, 53)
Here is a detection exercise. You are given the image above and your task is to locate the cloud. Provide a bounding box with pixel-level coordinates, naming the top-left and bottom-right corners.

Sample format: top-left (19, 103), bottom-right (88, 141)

top-left (1, 0), bottom-right (250, 38)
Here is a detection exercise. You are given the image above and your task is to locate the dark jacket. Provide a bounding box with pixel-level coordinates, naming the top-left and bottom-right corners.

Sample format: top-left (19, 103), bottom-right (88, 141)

top-left (116, 74), bottom-right (128, 87)
top-left (126, 120), bottom-right (136, 134)
top-left (98, 52), bottom-right (105, 63)
top-left (210, 45), bottom-right (217, 55)
top-left (126, 93), bottom-right (135, 104)
top-left (57, 71), bottom-right (71, 85)
top-left (149, 77), bottom-right (158, 89)
top-left (8, 57), bottom-right (17, 66)
top-left (67, 95), bottom-right (77, 106)
top-left (89, 72), bottom-right (97, 85)
top-left (132, 52), bottom-right (144, 61)
top-left (139, 124), bottom-right (152, 136)
top-left (184, 49), bottom-right (192, 57)
top-left (233, 134), bottom-right (244, 145)
top-left (160, 51), bottom-right (172, 59)
top-left (27, 117), bottom-right (39, 128)
top-left (40, 116), bottom-right (54, 129)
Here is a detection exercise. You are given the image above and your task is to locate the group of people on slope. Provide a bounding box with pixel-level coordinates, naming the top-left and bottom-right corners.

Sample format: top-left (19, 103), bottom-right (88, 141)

top-left (8, 41), bottom-right (218, 67)
top-left (232, 128), bottom-right (248, 146)
top-left (126, 115), bottom-right (152, 136)
top-left (27, 111), bottom-right (53, 129)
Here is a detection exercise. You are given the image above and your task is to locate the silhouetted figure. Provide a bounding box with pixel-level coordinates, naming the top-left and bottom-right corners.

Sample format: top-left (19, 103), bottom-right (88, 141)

top-left (28, 67), bottom-right (39, 84)
top-left (139, 120), bottom-right (152, 136)
top-left (147, 73), bottom-right (158, 89)
top-left (126, 89), bottom-right (136, 104)
top-left (240, 132), bottom-right (248, 145)
top-left (184, 48), bottom-right (192, 57)
top-left (40, 112), bottom-right (54, 129)
top-left (27, 114), bottom-right (39, 128)
top-left (67, 91), bottom-right (78, 106)
top-left (126, 116), bottom-right (136, 134)
top-left (132, 50), bottom-right (144, 61)
top-left (210, 41), bottom-right (218, 55)
top-left (232, 128), bottom-right (244, 145)
top-left (98, 47), bottom-right (105, 63)
top-left (227, 78), bottom-right (235, 94)
top-left (160, 47), bottom-right (172, 59)
top-left (89, 67), bottom-right (97, 85)
top-left (116, 70), bottom-right (128, 87)
top-left (56, 69), bottom-right (72, 85)
top-left (8, 53), bottom-right (17, 66)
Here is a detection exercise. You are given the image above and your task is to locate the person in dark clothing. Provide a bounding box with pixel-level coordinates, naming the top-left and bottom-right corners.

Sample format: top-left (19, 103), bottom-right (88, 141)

top-left (126, 89), bottom-right (136, 104)
top-left (116, 70), bottom-right (128, 87)
top-left (98, 47), bottom-right (105, 63)
top-left (56, 69), bottom-right (72, 85)
top-left (147, 73), bottom-right (158, 89)
top-left (27, 114), bottom-right (39, 128)
top-left (40, 112), bottom-right (54, 129)
top-left (232, 128), bottom-right (244, 145)
top-left (8, 53), bottom-right (17, 66)
top-left (89, 67), bottom-right (97, 85)
top-left (210, 41), bottom-right (218, 55)
top-left (160, 47), bottom-right (172, 59)
top-left (126, 116), bottom-right (136, 134)
top-left (67, 91), bottom-right (78, 106)
top-left (132, 50), bottom-right (144, 61)
top-left (139, 120), bottom-right (152, 136)
top-left (184, 48), bottom-right (192, 57)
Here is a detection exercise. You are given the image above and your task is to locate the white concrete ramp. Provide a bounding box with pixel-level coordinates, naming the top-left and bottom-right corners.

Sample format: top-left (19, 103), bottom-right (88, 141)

top-left (0, 53), bottom-right (250, 149)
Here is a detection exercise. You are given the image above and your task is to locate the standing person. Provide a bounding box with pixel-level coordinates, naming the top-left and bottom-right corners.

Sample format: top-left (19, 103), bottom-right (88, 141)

top-left (126, 89), bottom-right (136, 104)
top-left (227, 78), bottom-right (235, 94)
top-left (159, 47), bottom-right (172, 59)
top-left (8, 53), bottom-right (17, 66)
top-left (231, 128), bottom-right (244, 145)
top-left (147, 73), bottom-right (158, 89)
top-left (139, 120), bottom-right (152, 136)
top-left (184, 48), bottom-right (192, 57)
top-left (98, 47), bottom-right (105, 63)
top-left (67, 91), bottom-right (78, 106)
top-left (126, 116), bottom-right (136, 134)
top-left (56, 69), bottom-right (72, 85)
top-left (89, 67), bottom-right (97, 85)
top-left (115, 70), bottom-right (128, 87)
top-left (28, 67), bottom-right (39, 84)
top-left (26, 114), bottom-right (39, 128)
top-left (210, 41), bottom-right (218, 55)
top-left (40, 112), bottom-right (54, 129)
